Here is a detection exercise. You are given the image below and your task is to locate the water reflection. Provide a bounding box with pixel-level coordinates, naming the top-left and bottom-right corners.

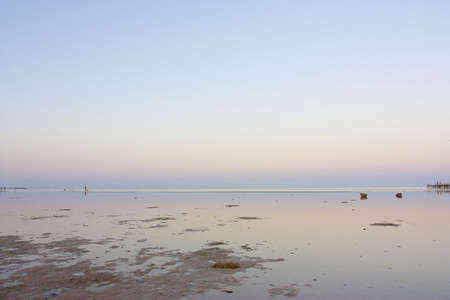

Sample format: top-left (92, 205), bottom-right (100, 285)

top-left (427, 189), bottom-right (450, 195)
top-left (1, 189), bottom-right (449, 299)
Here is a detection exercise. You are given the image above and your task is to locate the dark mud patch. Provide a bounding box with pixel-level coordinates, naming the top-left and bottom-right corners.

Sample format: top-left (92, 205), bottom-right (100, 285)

top-left (205, 241), bottom-right (226, 246)
top-left (141, 217), bottom-right (176, 222)
top-left (117, 217), bottom-right (176, 225)
top-left (269, 284), bottom-right (299, 298)
top-left (25, 215), bottom-right (69, 221)
top-left (370, 222), bottom-right (400, 227)
top-left (238, 217), bottom-right (261, 220)
top-left (240, 245), bottom-right (253, 251)
top-left (184, 227), bottom-right (208, 232)
top-left (116, 217), bottom-right (175, 230)
top-left (212, 262), bottom-right (240, 269)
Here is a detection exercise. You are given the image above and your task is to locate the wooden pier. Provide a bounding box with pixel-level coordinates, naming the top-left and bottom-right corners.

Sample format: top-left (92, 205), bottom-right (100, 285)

top-left (427, 182), bottom-right (450, 189)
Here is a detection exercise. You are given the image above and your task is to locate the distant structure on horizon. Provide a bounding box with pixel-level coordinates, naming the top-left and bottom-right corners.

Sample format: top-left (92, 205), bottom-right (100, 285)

top-left (427, 181), bottom-right (450, 189)
top-left (0, 187), bottom-right (27, 191)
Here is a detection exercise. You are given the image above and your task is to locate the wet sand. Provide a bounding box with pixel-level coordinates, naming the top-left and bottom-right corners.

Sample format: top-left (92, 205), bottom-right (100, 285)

top-left (1, 189), bottom-right (449, 299)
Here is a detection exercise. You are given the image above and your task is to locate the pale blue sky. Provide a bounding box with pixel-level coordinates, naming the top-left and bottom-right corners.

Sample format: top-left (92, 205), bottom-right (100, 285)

top-left (1, 1), bottom-right (449, 188)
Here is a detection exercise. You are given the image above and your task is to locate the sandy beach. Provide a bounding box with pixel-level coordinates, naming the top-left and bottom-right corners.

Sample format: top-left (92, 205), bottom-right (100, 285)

top-left (1, 189), bottom-right (449, 299)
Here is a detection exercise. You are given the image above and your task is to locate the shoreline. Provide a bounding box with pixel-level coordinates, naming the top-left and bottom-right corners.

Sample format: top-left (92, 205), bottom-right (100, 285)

top-left (3, 186), bottom-right (429, 194)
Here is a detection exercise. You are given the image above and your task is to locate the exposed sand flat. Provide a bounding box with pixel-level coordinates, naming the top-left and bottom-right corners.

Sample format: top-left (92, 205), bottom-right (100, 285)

top-left (0, 235), bottom-right (283, 299)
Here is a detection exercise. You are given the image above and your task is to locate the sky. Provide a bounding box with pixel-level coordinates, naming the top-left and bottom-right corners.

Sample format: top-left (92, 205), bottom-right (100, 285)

top-left (1, 0), bottom-right (449, 188)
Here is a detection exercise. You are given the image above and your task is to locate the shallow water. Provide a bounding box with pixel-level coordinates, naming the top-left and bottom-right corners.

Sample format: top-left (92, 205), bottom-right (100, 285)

top-left (1, 188), bottom-right (449, 299)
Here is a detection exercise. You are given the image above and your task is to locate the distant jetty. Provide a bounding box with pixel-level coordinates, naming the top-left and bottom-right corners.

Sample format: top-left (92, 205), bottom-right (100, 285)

top-left (0, 187), bottom-right (27, 191)
top-left (427, 182), bottom-right (450, 189)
